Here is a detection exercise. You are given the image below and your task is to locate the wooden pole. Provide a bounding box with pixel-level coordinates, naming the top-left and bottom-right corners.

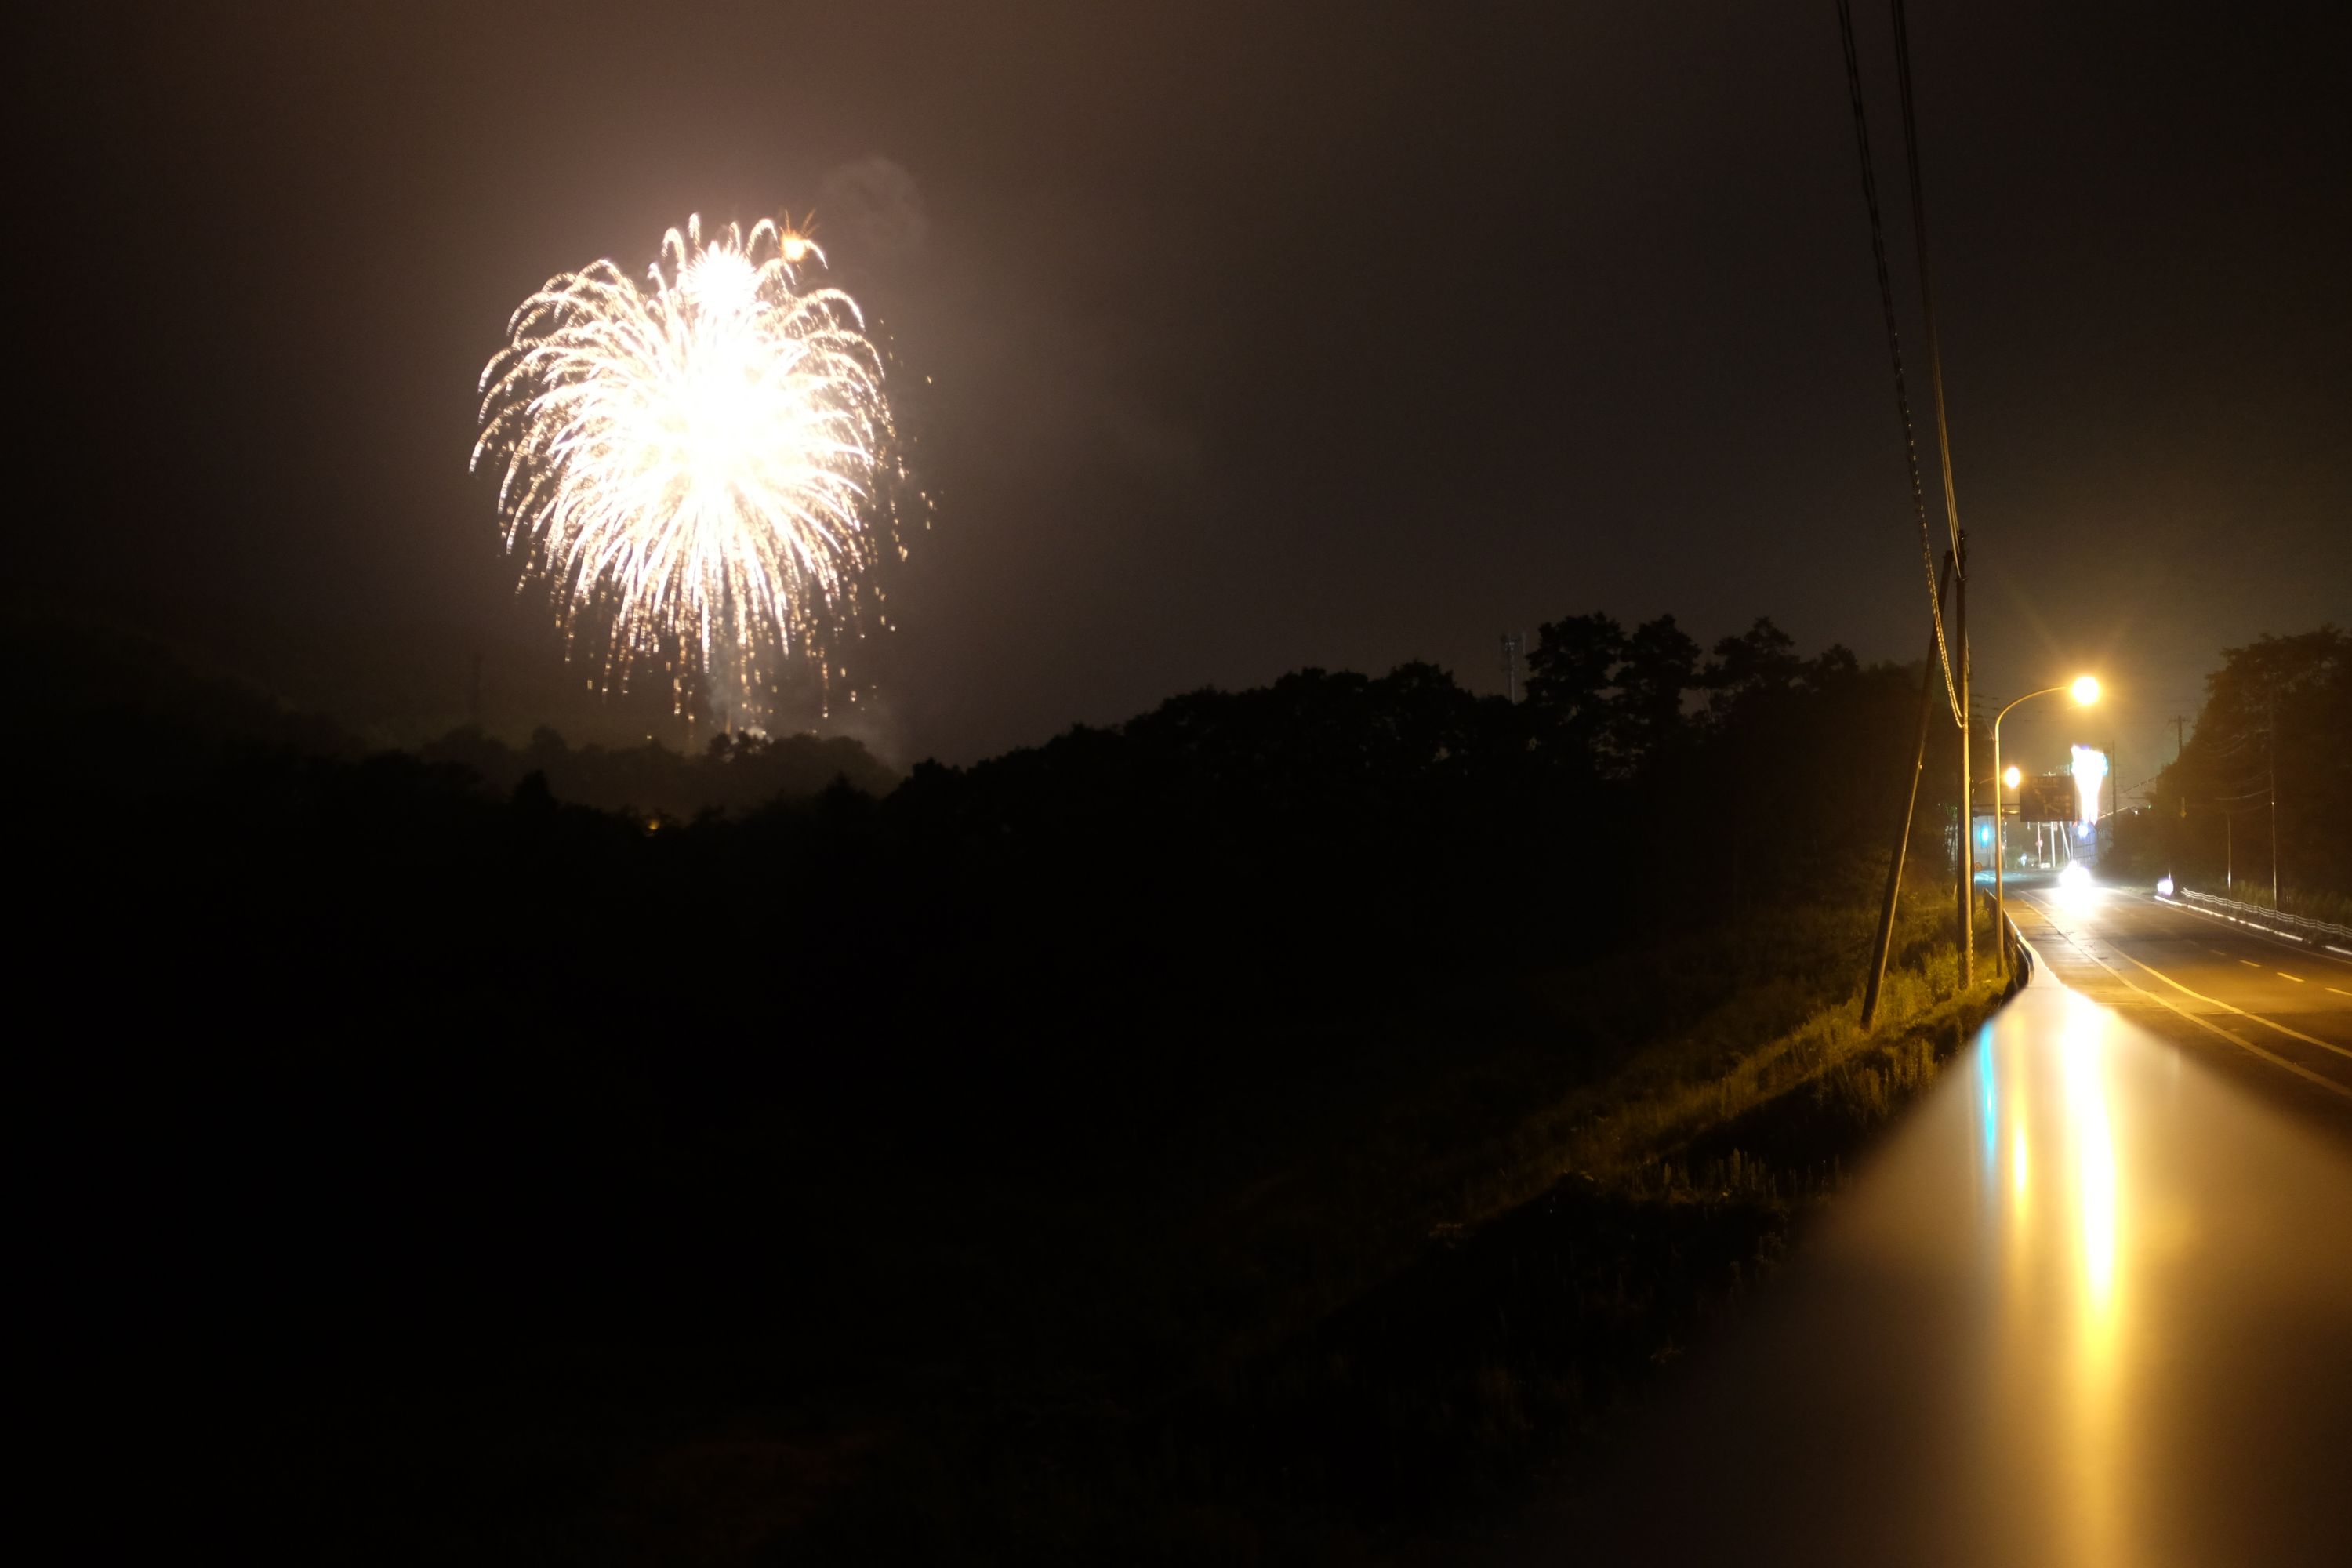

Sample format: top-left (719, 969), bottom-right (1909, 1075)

top-left (1864, 550), bottom-right (1957, 1028)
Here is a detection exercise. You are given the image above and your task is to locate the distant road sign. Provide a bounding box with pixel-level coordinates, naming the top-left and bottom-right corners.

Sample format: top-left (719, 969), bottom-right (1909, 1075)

top-left (2017, 775), bottom-right (2074, 822)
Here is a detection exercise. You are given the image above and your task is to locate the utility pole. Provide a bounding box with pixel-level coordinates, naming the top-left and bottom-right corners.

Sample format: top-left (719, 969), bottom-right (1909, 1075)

top-left (1836, 0), bottom-right (1973, 982)
top-left (1863, 550), bottom-right (1955, 1029)
top-left (1500, 632), bottom-right (1522, 704)
top-left (1955, 534), bottom-right (1972, 982)
top-left (2268, 686), bottom-right (2280, 907)
top-left (2165, 716), bottom-right (2187, 890)
top-left (2107, 739), bottom-right (2118, 864)
top-left (1890, 0), bottom-right (1973, 985)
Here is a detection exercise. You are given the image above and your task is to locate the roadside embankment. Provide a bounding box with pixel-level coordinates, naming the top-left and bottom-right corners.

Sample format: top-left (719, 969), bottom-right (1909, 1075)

top-left (799, 891), bottom-right (2013, 1560)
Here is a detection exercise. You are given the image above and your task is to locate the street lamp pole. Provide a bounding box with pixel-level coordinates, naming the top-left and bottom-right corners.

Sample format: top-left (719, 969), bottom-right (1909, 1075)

top-left (1989, 675), bottom-right (2101, 977)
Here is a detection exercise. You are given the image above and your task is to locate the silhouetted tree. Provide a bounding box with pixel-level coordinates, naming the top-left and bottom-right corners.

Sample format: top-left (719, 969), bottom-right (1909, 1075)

top-left (2152, 626), bottom-right (2349, 902)
top-left (1702, 617), bottom-right (1802, 719)
top-left (1525, 612), bottom-right (1623, 763)
top-left (1605, 614), bottom-right (1702, 770)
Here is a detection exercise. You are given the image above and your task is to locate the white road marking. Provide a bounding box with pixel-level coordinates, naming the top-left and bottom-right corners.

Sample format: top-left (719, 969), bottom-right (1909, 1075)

top-left (2279, 972), bottom-right (2305, 983)
top-left (2240, 960), bottom-right (2262, 968)
top-left (2112, 952), bottom-right (2352, 1063)
top-left (2329, 987), bottom-right (2352, 999)
top-left (2031, 930), bottom-right (2352, 1101)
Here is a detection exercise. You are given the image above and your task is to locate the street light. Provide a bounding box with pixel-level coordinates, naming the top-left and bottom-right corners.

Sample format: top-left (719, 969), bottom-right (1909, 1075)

top-left (1992, 675), bottom-right (2101, 975)
top-left (2002, 764), bottom-right (2022, 789)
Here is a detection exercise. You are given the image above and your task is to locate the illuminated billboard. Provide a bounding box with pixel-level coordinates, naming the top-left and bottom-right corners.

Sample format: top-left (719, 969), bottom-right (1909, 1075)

top-left (2071, 745), bottom-right (2108, 832)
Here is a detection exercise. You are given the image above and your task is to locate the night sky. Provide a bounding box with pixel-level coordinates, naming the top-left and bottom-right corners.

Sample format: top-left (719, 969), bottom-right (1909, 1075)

top-left (18, 1), bottom-right (2349, 787)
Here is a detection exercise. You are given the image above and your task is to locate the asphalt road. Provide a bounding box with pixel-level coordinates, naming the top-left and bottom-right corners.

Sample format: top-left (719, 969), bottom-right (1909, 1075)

top-left (2009, 874), bottom-right (2352, 1139)
top-left (1504, 892), bottom-right (2352, 1566)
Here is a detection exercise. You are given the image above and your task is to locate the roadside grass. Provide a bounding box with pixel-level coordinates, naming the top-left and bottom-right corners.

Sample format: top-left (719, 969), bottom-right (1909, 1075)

top-left (1193, 883), bottom-right (1998, 1350)
top-left (1500, 898), bottom-right (1982, 1193)
top-left (309, 869), bottom-right (2012, 1566)
top-left (795, 879), bottom-right (2010, 1561)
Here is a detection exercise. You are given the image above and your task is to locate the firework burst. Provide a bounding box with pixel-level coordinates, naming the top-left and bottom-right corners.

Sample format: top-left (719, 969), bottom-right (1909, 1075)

top-left (473, 213), bottom-right (895, 716)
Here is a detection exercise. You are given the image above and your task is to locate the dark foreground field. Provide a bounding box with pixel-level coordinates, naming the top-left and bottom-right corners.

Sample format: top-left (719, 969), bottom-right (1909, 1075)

top-left (21, 625), bottom-right (2002, 1561)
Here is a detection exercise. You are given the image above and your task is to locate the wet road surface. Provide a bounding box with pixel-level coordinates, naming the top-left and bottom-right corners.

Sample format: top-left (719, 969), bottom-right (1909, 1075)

top-left (2014, 877), bottom-right (2352, 1139)
top-left (1512, 927), bottom-right (2352, 1566)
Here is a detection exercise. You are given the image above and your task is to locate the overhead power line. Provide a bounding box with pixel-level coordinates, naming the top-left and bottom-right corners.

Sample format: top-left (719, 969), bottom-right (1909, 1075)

top-left (1835, 0), bottom-right (1962, 726)
top-left (1890, 0), bottom-right (1964, 568)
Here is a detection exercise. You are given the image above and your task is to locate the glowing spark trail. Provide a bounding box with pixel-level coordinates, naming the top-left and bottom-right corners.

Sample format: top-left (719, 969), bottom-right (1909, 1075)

top-left (473, 214), bottom-right (894, 715)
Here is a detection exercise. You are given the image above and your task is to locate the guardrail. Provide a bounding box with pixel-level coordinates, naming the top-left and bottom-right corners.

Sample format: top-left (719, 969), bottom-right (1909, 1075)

top-left (2163, 887), bottom-right (2352, 950)
top-left (2000, 908), bottom-right (2034, 994)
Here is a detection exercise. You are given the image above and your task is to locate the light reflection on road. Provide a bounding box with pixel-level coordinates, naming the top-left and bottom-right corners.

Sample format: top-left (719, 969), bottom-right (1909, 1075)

top-left (1980, 990), bottom-right (2130, 1566)
top-left (1533, 971), bottom-right (2352, 1566)
top-left (2061, 993), bottom-right (2122, 1567)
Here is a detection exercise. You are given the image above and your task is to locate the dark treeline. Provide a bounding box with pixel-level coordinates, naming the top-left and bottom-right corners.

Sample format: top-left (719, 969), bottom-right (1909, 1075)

top-left (13, 622), bottom-right (899, 818)
top-left (2122, 626), bottom-right (2350, 917)
top-left (419, 724), bottom-right (899, 818)
top-left (23, 612), bottom-right (1969, 980)
top-left (25, 611), bottom-right (1966, 1561)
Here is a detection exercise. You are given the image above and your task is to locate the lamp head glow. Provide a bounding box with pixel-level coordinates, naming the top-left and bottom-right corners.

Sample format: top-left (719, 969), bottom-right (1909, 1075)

top-left (2071, 676), bottom-right (2101, 705)
top-left (2003, 765), bottom-right (2023, 789)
